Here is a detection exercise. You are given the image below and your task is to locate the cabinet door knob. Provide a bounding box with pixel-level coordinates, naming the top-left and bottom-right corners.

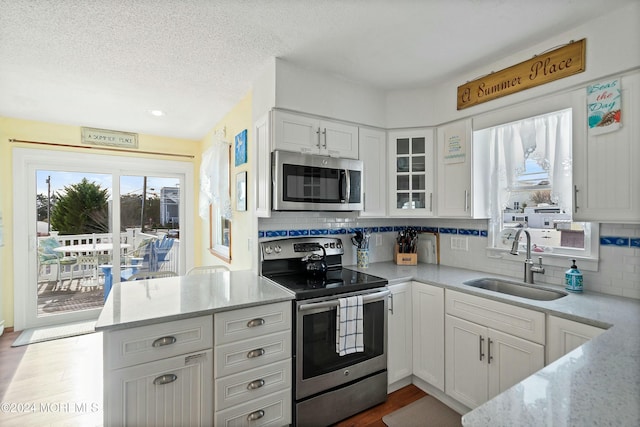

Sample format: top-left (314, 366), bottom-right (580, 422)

top-left (247, 348), bottom-right (266, 359)
top-left (246, 318), bottom-right (266, 328)
top-left (247, 379), bottom-right (266, 390)
top-left (152, 336), bottom-right (177, 347)
top-left (247, 409), bottom-right (265, 421)
top-left (153, 373), bottom-right (178, 385)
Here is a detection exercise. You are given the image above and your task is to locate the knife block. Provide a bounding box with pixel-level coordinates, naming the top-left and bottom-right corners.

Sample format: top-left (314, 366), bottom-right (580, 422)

top-left (394, 244), bottom-right (418, 265)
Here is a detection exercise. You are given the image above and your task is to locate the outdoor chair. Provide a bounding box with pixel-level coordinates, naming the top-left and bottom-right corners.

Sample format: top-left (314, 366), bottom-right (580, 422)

top-left (186, 265), bottom-right (230, 275)
top-left (37, 237), bottom-right (78, 290)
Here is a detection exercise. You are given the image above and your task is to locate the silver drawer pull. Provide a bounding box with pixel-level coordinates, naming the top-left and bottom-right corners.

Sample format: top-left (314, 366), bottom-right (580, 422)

top-left (152, 336), bottom-right (177, 347)
top-left (153, 374), bottom-right (177, 385)
top-left (247, 410), bottom-right (265, 421)
top-left (247, 379), bottom-right (266, 390)
top-left (246, 318), bottom-right (266, 328)
top-left (247, 348), bottom-right (265, 359)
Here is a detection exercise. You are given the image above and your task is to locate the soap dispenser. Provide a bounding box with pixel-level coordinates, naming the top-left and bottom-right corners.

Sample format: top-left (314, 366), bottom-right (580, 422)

top-left (565, 259), bottom-right (583, 293)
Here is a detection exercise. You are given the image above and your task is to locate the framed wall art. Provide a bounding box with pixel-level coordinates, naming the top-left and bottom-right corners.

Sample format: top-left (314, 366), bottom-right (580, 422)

top-left (234, 129), bottom-right (247, 166)
top-left (236, 171), bottom-right (247, 211)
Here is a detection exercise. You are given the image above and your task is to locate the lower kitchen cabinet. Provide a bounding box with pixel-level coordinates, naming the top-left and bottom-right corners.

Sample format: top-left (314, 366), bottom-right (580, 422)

top-left (445, 290), bottom-right (544, 409)
top-left (547, 315), bottom-right (607, 364)
top-left (387, 282), bottom-right (413, 388)
top-left (109, 350), bottom-right (213, 426)
top-left (412, 281), bottom-right (445, 392)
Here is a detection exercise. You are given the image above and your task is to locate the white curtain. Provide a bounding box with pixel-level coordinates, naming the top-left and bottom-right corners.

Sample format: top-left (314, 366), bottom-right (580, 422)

top-left (198, 138), bottom-right (232, 220)
top-left (489, 109), bottom-right (572, 230)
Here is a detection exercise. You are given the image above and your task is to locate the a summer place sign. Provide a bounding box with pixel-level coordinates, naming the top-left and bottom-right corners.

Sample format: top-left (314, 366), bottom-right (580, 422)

top-left (457, 39), bottom-right (586, 110)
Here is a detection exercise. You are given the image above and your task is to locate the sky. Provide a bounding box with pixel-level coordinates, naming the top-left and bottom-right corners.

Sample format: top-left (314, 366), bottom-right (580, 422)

top-left (36, 170), bottom-right (179, 199)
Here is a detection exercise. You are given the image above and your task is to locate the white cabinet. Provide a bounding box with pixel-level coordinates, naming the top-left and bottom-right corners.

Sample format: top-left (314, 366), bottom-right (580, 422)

top-left (572, 73), bottom-right (640, 223)
top-left (272, 110), bottom-right (359, 159)
top-left (103, 316), bottom-right (214, 426)
top-left (412, 281), bottom-right (445, 392)
top-left (547, 315), bottom-right (606, 364)
top-left (388, 129), bottom-right (435, 216)
top-left (254, 112), bottom-right (272, 217)
top-left (445, 290), bottom-right (544, 409)
top-left (437, 119), bottom-right (480, 218)
top-left (359, 127), bottom-right (387, 217)
top-left (214, 302), bottom-right (292, 427)
top-left (387, 282), bottom-right (412, 389)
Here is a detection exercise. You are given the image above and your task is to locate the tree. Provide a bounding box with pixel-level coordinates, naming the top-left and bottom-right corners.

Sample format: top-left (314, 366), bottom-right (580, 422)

top-left (50, 178), bottom-right (109, 234)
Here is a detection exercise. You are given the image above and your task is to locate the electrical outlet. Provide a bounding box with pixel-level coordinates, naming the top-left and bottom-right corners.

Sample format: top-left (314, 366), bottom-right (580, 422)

top-left (451, 236), bottom-right (469, 251)
top-left (375, 234), bottom-right (383, 246)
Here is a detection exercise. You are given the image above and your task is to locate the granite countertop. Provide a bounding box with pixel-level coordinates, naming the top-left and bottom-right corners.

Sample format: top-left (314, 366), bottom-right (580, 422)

top-left (95, 270), bottom-right (294, 332)
top-left (348, 262), bottom-right (640, 427)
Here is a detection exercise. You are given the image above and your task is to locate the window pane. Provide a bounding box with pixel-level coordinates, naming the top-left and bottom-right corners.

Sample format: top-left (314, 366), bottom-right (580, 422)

top-left (412, 156), bottom-right (425, 172)
top-left (396, 138), bottom-right (409, 155)
top-left (397, 175), bottom-right (409, 191)
top-left (397, 157), bottom-right (410, 173)
top-left (412, 137), bottom-right (425, 154)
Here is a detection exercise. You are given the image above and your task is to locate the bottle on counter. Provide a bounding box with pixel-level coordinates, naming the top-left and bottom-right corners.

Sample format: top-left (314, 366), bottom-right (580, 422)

top-left (565, 259), bottom-right (583, 293)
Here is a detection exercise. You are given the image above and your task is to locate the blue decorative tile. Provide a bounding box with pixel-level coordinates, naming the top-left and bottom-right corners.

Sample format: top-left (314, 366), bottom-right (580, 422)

top-left (600, 236), bottom-right (630, 246)
top-left (480, 230), bottom-right (488, 237)
top-left (289, 229), bottom-right (309, 237)
top-left (348, 227), bottom-right (364, 234)
top-left (329, 228), bottom-right (347, 235)
top-left (369, 227), bottom-right (380, 233)
top-left (379, 226), bottom-right (394, 232)
top-left (393, 226), bottom-right (406, 232)
top-left (258, 231), bottom-right (265, 238)
top-left (630, 238), bottom-right (640, 248)
top-left (439, 227), bottom-right (458, 234)
top-left (265, 230), bottom-right (287, 238)
top-left (458, 229), bottom-right (479, 236)
top-left (309, 229), bottom-right (328, 236)
top-left (422, 226), bottom-right (438, 233)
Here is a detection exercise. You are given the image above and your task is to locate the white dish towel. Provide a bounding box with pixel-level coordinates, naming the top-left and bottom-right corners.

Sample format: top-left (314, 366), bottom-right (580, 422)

top-left (336, 295), bottom-right (364, 356)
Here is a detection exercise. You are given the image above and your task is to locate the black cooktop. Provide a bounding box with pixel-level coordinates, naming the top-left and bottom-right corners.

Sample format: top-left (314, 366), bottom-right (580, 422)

top-left (264, 267), bottom-right (388, 300)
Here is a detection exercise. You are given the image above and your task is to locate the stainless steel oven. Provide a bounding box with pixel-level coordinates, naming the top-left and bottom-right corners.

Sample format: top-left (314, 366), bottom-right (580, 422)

top-left (295, 288), bottom-right (388, 426)
top-left (260, 237), bottom-right (389, 426)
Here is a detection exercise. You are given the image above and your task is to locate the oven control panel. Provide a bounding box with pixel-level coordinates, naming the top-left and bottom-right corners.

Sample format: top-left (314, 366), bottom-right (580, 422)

top-left (260, 237), bottom-right (344, 261)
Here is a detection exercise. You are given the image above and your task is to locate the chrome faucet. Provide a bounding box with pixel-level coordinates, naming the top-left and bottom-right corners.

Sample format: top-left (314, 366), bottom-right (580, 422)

top-left (510, 229), bottom-right (545, 284)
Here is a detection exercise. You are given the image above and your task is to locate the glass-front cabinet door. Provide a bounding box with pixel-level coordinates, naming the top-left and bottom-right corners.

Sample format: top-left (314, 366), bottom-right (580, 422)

top-left (388, 129), bottom-right (435, 216)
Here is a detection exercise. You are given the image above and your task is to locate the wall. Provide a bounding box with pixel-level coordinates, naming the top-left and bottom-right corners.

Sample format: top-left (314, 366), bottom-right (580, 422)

top-left (386, 1), bottom-right (640, 128)
top-left (199, 91), bottom-right (254, 271)
top-left (0, 117), bottom-right (199, 329)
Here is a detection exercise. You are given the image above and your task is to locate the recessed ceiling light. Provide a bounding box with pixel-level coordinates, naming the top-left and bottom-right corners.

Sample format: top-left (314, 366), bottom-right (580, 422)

top-left (149, 109), bottom-right (165, 117)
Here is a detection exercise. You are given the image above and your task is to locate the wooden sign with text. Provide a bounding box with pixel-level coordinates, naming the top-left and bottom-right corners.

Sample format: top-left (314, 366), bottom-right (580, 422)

top-left (457, 39), bottom-right (586, 110)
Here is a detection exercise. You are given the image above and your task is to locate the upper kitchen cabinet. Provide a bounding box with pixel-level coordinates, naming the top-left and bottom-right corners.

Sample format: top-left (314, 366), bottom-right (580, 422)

top-left (572, 73), bottom-right (640, 223)
top-left (272, 110), bottom-right (359, 159)
top-left (437, 119), bottom-right (488, 218)
top-left (254, 112), bottom-right (272, 218)
top-left (359, 127), bottom-right (387, 217)
top-left (388, 129), bottom-right (435, 217)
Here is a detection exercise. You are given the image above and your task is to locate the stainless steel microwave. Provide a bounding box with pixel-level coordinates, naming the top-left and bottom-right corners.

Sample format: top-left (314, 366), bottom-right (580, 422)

top-left (272, 150), bottom-right (363, 211)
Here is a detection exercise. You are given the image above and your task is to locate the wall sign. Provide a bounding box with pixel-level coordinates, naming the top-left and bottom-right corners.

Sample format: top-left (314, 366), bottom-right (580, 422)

top-left (443, 126), bottom-right (466, 164)
top-left (587, 78), bottom-right (621, 135)
top-left (457, 39), bottom-right (586, 110)
top-left (81, 127), bottom-right (138, 148)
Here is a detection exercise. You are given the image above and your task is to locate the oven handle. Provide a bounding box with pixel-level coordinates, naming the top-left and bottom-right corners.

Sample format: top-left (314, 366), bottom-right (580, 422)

top-left (298, 289), bottom-right (390, 312)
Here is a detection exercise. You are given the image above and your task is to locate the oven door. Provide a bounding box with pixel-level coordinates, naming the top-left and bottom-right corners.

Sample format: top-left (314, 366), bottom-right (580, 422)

top-left (295, 288), bottom-right (388, 400)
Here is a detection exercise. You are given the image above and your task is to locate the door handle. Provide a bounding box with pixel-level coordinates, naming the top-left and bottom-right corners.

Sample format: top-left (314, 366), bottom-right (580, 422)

top-left (574, 185), bottom-right (579, 213)
top-left (479, 335), bottom-right (485, 361)
top-left (488, 338), bottom-right (494, 364)
top-left (152, 336), bottom-right (177, 347)
top-left (247, 379), bottom-right (266, 390)
top-left (247, 348), bottom-right (266, 359)
top-left (246, 318), bottom-right (265, 328)
top-left (322, 128), bottom-right (327, 148)
top-left (153, 373), bottom-right (178, 385)
top-left (247, 410), bottom-right (265, 421)
top-left (388, 293), bottom-right (394, 314)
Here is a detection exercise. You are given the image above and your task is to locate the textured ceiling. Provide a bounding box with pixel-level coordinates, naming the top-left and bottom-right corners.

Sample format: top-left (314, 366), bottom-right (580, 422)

top-left (0, 0), bottom-right (637, 140)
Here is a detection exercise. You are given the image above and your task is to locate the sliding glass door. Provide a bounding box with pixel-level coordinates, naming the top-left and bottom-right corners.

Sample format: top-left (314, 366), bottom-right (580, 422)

top-left (13, 148), bottom-right (193, 330)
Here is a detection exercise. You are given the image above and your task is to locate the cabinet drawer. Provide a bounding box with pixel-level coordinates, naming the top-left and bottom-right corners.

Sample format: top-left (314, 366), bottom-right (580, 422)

top-left (215, 331), bottom-right (292, 377)
top-left (215, 359), bottom-right (292, 411)
top-left (214, 389), bottom-right (291, 427)
top-left (215, 302), bottom-right (291, 345)
top-left (445, 290), bottom-right (545, 344)
top-left (105, 316), bottom-right (213, 369)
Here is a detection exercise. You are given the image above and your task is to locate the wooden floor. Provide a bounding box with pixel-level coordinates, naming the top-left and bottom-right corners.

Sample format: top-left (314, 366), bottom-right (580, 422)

top-left (0, 330), bottom-right (425, 426)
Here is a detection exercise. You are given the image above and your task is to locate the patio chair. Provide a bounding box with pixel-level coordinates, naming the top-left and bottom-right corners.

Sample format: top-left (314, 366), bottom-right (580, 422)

top-left (127, 271), bottom-right (178, 281)
top-left (38, 237), bottom-right (78, 290)
top-left (186, 265), bottom-right (230, 275)
top-left (72, 255), bottom-right (100, 291)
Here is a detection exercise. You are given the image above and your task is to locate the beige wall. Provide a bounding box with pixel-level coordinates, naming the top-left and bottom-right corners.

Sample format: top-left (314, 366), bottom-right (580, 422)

top-left (0, 117), bottom-right (200, 329)
top-left (199, 91), bottom-right (254, 271)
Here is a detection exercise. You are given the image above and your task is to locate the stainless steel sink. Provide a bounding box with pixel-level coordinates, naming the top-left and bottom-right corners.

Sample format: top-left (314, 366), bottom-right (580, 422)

top-left (463, 278), bottom-right (568, 301)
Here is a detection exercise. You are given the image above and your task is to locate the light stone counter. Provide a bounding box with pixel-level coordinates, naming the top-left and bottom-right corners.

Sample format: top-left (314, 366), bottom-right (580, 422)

top-left (348, 262), bottom-right (640, 427)
top-left (95, 270), bottom-right (294, 331)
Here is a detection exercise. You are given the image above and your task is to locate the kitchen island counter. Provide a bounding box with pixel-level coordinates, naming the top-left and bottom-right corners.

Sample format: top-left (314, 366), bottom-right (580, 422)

top-left (95, 269), bottom-right (294, 332)
top-left (348, 262), bottom-right (640, 427)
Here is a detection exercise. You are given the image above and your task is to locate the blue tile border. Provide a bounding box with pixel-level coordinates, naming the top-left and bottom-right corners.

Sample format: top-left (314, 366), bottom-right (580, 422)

top-left (631, 238), bottom-right (640, 248)
top-left (329, 228), bottom-right (347, 235)
top-left (600, 236), bottom-right (630, 247)
top-left (309, 229), bottom-right (329, 235)
top-left (458, 228), bottom-right (480, 236)
top-left (480, 230), bottom-right (488, 237)
top-left (439, 227), bottom-right (458, 234)
top-left (265, 230), bottom-right (287, 238)
top-left (259, 225), bottom-right (494, 239)
top-left (379, 226), bottom-right (393, 232)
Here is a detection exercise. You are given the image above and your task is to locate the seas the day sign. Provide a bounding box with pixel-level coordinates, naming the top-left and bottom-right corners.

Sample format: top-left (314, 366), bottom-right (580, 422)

top-left (587, 79), bottom-right (621, 135)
